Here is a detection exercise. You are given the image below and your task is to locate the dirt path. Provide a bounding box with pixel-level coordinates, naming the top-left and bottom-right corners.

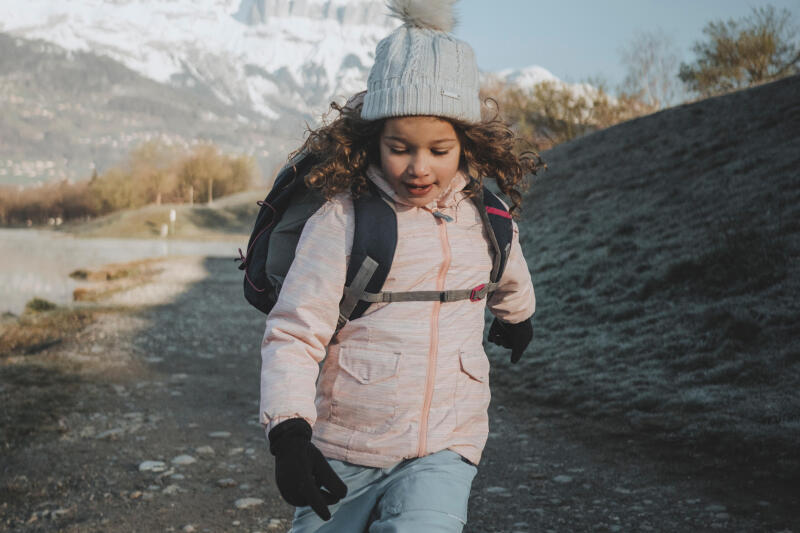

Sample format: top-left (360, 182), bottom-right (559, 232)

top-left (1, 257), bottom-right (795, 532)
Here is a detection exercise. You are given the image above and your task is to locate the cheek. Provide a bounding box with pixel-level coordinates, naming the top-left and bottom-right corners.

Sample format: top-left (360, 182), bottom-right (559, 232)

top-left (434, 152), bottom-right (461, 182)
top-left (380, 150), bottom-right (406, 181)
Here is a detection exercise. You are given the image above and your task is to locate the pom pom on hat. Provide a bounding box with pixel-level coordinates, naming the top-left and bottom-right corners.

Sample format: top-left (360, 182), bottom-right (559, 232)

top-left (361, 0), bottom-right (480, 122)
top-left (387, 0), bottom-right (458, 33)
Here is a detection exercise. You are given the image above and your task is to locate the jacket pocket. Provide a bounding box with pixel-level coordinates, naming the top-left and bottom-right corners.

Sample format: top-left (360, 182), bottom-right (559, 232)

top-left (330, 347), bottom-right (401, 433)
top-left (455, 350), bottom-right (491, 428)
top-left (459, 350), bottom-right (490, 383)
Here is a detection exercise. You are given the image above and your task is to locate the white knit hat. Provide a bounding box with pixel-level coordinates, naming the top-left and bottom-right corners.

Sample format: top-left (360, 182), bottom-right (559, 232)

top-left (361, 0), bottom-right (481, 123)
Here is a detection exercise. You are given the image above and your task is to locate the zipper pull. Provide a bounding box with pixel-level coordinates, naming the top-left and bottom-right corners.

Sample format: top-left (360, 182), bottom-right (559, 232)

top-left (432, 210), bottom-right (454, 223)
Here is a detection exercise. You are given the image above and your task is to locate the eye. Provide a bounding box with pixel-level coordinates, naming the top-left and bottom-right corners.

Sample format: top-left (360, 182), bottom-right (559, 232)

top-left (389, 147), bottom-right (408, 154)
top-left (431, 149), bottom-right (450, 156)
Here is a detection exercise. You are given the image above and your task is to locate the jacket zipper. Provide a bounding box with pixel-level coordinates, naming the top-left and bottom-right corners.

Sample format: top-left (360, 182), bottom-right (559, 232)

top-left (418, 215), bottom-right (451, 456)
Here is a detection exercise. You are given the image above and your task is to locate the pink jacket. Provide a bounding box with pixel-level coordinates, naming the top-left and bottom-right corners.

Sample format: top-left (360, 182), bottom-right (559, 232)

top-left (260, 167), bottom-right (535, 467)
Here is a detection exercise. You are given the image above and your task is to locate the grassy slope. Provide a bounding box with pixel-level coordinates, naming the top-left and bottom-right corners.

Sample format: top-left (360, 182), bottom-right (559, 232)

top-left (61, 189), bottom-right (264, 239)
top-left (504, 75), bottom-right (800, 474)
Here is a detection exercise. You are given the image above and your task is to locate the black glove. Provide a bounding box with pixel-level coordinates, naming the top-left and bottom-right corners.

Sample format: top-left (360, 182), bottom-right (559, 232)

top-left (488, 317), bottom-right (533, 363)
top-left (268, 418), bottom-right (347, 521)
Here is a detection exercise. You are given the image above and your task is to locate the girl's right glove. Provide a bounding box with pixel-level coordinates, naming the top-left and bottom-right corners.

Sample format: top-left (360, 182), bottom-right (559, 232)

top-left (488, 316), bottom-right (533, 363)
top-left (268, 418), bottom-right (348, 521)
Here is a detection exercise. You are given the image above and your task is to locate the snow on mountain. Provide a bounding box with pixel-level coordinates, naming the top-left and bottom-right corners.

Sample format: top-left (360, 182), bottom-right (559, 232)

top-left (491, 65), bottom-right (561, 88)
top-left (0, 0), bottom-right (396, 121)
top-left (486, 65), bottom-right (607, 105)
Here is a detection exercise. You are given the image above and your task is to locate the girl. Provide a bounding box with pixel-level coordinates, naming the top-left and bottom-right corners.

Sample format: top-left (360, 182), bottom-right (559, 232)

top-left (260, 1), bottom-right (538, 531)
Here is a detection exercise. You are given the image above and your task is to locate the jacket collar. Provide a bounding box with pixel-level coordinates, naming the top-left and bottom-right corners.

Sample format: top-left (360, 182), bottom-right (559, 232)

top-left (365, 165), bottom-right (469, 210)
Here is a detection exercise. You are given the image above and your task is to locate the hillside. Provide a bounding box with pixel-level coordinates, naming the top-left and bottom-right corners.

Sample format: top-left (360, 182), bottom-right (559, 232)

top-left (59, 190), bottom-right (264, 240)
top-left (503, 75), bottom-right (800, 480)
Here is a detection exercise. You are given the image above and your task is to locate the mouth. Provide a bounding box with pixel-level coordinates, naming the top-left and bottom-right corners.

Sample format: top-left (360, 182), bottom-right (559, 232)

top-left (403, 182), bottom-right (434, 196)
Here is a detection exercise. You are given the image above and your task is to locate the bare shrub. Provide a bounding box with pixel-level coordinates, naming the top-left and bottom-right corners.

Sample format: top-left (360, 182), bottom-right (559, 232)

top-left (0, 142), bottom-right (256, 226)
top-left (481, 78), bottom-right (656, 151)
top-left (679, 5), bottom-right (800, 97)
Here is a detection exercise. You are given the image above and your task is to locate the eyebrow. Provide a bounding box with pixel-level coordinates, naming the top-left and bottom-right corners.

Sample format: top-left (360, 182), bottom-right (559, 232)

top-left (383, 135), bottom-right (457, 144)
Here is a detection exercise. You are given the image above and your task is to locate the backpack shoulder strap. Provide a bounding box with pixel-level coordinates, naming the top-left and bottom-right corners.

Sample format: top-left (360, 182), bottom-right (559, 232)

top-left (338, 180), bottom-right (397, 327)
top-left (472, 184), bottom-right (514, 283)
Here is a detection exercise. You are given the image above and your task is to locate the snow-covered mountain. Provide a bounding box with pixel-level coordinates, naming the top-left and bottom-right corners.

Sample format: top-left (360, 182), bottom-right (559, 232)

top-left (0, 0), bottom-right (397, 121)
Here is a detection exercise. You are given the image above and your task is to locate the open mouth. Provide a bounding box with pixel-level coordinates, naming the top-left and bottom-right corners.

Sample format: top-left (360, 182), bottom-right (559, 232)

top-left (404, 183), bottom-right (433, 196)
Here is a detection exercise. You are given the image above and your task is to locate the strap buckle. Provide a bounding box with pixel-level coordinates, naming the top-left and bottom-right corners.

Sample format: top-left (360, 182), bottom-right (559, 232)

top-left (469, 284), bottom-right (488, 302)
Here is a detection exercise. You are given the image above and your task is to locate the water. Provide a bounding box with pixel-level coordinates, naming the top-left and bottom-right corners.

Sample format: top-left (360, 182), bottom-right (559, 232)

top-left (0, 228), bottom-right (244, 315)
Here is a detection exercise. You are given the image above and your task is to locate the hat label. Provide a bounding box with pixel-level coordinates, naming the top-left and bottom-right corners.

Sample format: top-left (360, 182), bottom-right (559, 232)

top-left (440, 89), bottom-right (460, 100)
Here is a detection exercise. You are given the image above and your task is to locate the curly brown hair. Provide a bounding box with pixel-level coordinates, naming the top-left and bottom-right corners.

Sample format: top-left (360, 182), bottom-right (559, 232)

top-left (295, 92), bottom-right (543, 216)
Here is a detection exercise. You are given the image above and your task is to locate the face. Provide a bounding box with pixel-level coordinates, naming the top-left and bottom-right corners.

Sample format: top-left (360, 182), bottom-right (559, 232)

top-left (379, 116), bottom-right (462, 207)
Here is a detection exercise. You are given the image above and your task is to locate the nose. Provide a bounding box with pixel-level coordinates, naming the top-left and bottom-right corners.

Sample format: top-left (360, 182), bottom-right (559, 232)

top-left (407, 152), bottom-right (431, 178)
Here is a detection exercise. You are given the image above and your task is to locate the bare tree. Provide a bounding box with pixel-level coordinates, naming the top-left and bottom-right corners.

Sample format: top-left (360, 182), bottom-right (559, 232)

top-left (620, 29), bottom-right (681, 109)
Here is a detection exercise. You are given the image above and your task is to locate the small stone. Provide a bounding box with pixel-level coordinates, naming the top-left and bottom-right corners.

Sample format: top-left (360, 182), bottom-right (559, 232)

top-left (208, 431), bottom-right (231, 439)
top-left (196, 446), bottom-right (215, 456)
top-left (139, 460), bottom-right (168, 473)
top-left (552, 475), bottom-right (573, 484)
top-left (234, 497), bottom-right (264, 509)
top-left (485, 486), bottom-right (509, 494)
top-left (705, 504), bottom-right (726, 513)
top-left (171, 474), bottom-right (185, 480)
top-left (268, 518), bottom-right (283, 529)
top-left (232, 521), bottom-right (241, 526)
top-left (130, 491), bottom-right (142, 499)
top-left (148, 484), bottom-right (160, 491)
top-left (182, 526), bottom-right (196, 533)
top-left (96, 428), bottom-right (125, 440)
top-left (239, 484), bottom-right (251, 490)
top-left (228, 447), bottom-right (244, 455)
top-left (217, 478), bottom-right (237, 488)
top-left (162, 484), bottom-right (181, 495)
top-left (171, 455), bottom-right (197, 466)
top-left (50, 508), bottom-right (70, 518)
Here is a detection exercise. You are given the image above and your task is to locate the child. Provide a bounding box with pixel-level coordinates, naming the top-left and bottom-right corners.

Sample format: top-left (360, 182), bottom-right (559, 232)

top-left (260, 1), bottom-right (537, 531)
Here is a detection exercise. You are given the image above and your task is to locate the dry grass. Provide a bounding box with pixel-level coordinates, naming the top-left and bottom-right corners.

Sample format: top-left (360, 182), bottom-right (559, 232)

top-left (0, 300), bottom-right (97, 358)
top-left (70, 258), bottom-right (166, 302)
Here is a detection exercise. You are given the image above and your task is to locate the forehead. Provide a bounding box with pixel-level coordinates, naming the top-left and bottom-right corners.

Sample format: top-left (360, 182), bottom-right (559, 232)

top-left (381, 116), bottom-right (458, 143)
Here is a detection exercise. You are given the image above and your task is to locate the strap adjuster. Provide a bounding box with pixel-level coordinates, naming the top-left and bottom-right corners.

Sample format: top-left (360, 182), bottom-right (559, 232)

top-left (469, 284), bottom-right (488, 302)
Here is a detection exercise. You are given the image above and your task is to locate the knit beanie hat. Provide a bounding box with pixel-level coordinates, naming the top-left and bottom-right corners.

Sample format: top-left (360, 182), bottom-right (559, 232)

top-left (361, 0), bottom-right (481, 123)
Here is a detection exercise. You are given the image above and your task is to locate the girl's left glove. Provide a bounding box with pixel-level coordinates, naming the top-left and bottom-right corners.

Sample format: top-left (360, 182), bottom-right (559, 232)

top-left (488, 317), bottom-right (533, 363)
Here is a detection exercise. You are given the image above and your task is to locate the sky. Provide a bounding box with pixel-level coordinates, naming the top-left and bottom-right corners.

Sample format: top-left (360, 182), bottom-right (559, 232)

top-left (454, 0), bottom-right (800, 91)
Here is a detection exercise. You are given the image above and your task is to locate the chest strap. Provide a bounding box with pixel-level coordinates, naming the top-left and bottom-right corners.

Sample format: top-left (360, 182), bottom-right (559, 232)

top-left (337, 255), bottom-right (497, 330)
top-left (352, 282), bottom-right (498, 303)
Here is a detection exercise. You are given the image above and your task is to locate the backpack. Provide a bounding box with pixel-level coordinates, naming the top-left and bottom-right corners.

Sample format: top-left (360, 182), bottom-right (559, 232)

top-left (237, 152), bottom-right (514, 329)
